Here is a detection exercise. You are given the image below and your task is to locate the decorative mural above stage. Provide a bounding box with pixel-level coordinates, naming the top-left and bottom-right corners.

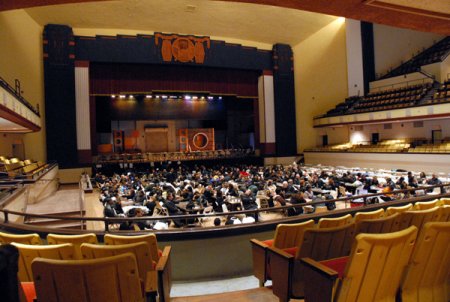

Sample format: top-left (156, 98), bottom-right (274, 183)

top-left (155, 33), bottom-right (210, 64)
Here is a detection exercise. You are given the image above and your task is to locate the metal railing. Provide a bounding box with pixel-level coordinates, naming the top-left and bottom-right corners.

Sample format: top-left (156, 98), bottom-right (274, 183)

top-left (0, 183), bottom-right (448, 236)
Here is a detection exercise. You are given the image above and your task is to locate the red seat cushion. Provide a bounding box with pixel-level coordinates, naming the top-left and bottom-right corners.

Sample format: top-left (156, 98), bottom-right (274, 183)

top-left (262, 239), bottom-right (274, 247)
top-left (266, 246), bottom-right (298, 279)
top-left (21, 282), bottom-right (36, 302)
top-left (320, 256), bottom-right (349, 278)
top-left (158, 249), bottom-right (163, 258)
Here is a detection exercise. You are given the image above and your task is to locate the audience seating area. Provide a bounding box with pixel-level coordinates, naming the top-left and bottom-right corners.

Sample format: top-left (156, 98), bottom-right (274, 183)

top-left (308, 138), bottom-right (450, 154)
top-left (424, 79), bottom-right (450, 105)
top-left (322, 82), bottom-right (434, 117)
top-left (0, 156), bottom-right (48, 179)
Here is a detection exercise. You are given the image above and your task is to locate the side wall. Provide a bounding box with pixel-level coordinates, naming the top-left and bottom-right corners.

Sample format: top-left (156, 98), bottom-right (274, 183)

top-left (0, 10), bottom-right (45, 161)
top-left (293, 18), bottom-right (349, 152)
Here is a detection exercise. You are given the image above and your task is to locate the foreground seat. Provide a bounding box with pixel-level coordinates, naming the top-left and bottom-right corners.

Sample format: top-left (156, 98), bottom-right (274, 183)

top-left (268, 223), bottom-right (355, 301)
top-left (0, 232), bottom-right (42, 245)
top-left (400, 222), bottom-right (450, 302)
top-left (12, 242), bottom-right (75, 282)
top-left (398, 207), bottom-right (440, 231)
top-left (104, 233), bottom-right (161, 262)
top-left (413, 199), bottom-right (438, 210)
top-left (250, 220), bottom-right (315, 286)
top-left (32, 253), bottom-right (145, 302)
top-left (47, 233), bottom-right (98, 259)
top-left (302, 225), bottom-right (417, 302)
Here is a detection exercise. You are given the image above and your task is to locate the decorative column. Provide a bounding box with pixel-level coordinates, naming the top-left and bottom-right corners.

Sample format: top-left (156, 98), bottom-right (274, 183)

top-left (258, 71), bottom-right (276, 155)
top-left (75, 61), bottom-right (92, 163)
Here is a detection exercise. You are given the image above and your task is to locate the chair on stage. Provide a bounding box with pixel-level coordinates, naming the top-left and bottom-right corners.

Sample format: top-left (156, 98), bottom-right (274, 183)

top-left (268, 223), bottom-right (355, 302)
top-left (399, 222), bottom-right (450, 302)
top-left (32, 253), bottom-right (145, 302)
top-left (0, 232), bottom-right (42, 245)
top-left (12, 242), bottom-right (75, 282)
top-left (250, 220), bottom-right (315, 287)
top-left (355, 212), bottom-right (402, 234)
top-left (317, 214), bottom-right (352, 228)
top-left (301, 225), bottom-right (417, 302)
top-left (386, 203), bottom-right (413, 216)
top-left (47, 233), bottom-right (98, 260)
top-left (353, 208), bottom-right (384, 223)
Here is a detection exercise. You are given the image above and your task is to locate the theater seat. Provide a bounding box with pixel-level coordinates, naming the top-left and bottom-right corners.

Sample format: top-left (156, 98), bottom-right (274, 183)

top-left (32, 253), bottom-right (145, 302)
top-left (268, 223), bottom-right (355, 301)
top-left (250, 220), bottom-right (315, 286)
top-left (0, 232), bottom-right (42, 245)
top-left (47, 233), bottom-right (98, 259)
top-left (302, 225), bottom-right (417, 302)
top-left (400, 222), bottom-right (450, 302)
top-left (355, 212), bottom-right (402, 234)
top-left (317, 214), bottom-right (352, 228)
top-left (12, 242), bottom-right (75, 282)
top-left (353, 208), bottom-right (384, 223)
top-left (104, 233), bottom-right (161, 261)
top-left (397, 207), bottom-right (441, 231)
top-left (386, 203), bottom-right (413, 216)
top-left (413, 199), bottom-right (439, 210)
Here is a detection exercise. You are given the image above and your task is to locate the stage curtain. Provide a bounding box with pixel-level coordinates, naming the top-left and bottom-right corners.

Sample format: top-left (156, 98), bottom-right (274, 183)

top-left (89, 63), bottom-right (259, 97)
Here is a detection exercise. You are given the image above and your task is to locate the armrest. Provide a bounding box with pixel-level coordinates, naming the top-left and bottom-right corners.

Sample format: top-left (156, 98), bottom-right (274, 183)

top-left (301, 257), bottom-right (339, 302)
top-left (156, 246), bottom-right (172, 302)
top-left (250, 239), bottom-right (270, 286)
top-left (267, 246), bottom-right (295, 302)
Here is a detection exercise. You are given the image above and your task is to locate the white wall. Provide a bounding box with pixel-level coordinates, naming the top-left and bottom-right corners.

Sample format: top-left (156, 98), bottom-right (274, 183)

top-left (345, 19), bottom-right (365, 97)
top-left (348, 118), bottom-right (450, 144)
top-left (373, 24), bottom-right (444, 78)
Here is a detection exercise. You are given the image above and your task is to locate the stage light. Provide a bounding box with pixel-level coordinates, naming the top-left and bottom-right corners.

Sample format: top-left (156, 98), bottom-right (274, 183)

top-left (155, 95), bottom-right (160, 99)
top-left (129, 95), bottom-right (134, 98)
top-left (207, 96), bottom-right (214, 100)
top-left (111, 95), bottom-right (116, 98)
top-left (218, 96), bottom-right (222, 100)
top-left (185, 95), bottom-right (191, 100)
top-left (161, 95), bottom-right (168, 99)
top-left (192, 96), bottom-right (198, 100)
top-left (119, 95), bottom-right (126, 99)
top-left (145, 95), bottom-right (152, 98)
top-left (200, 96), bottom-right (205, 100)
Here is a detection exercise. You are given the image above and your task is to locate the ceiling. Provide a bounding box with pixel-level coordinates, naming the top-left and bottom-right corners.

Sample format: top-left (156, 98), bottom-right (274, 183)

top-left (24, 0), bottom-right (337, 46)
top-left (1, 0), bottom-right (449, 37)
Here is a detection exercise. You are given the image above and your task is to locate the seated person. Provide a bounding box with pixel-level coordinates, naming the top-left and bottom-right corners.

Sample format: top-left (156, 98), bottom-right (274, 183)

top-left (287, 193), bottom-right (307, 216)
top-left (241, 189), bottom-right (258, 211)
top-left (119, 208), bottom-right (150, 231)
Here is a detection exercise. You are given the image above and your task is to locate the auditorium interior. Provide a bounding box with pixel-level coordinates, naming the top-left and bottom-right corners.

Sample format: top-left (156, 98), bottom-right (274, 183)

top-left (0, 1), bottom-right (449, 302)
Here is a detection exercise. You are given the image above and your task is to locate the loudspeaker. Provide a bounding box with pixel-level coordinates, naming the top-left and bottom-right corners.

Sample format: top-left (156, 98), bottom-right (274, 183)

top-left (113, 130), bottom-right (124, 153)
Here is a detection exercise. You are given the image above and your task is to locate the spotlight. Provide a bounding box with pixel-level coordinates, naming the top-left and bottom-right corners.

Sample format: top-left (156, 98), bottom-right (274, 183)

top-left (207, 96), bottom-right (214, 100)
top-left (119, 95), bottom-right (126, 99)
top-left (161, 95), bottom-right (168, 99)
top-left (218, 96), bottom-right (222, 100)
top-left (200, 96), bottom-right (205, 100)
top-left (111, 95), bottom-right (116, 98)
top-left (145, 95), bottom-right (152, 99)
top-left (185, 95), bottom-right (191, 100)
top-left (192, 96), bottom-right (198, 100)
top-left (129, 95), bottom-right (134, 98)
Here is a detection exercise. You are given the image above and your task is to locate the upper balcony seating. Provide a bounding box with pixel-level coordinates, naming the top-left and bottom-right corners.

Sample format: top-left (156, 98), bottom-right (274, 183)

top-left (381, 36), bottom-right (450, 79)
top-left (424, 79), bottom-right (450, 105)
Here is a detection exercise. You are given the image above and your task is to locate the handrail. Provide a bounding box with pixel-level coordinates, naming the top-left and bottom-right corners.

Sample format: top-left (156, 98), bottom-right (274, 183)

top-left (0, 183), bottom-right (448, 236)
top-left (0, 76), bottom-right (40, 116)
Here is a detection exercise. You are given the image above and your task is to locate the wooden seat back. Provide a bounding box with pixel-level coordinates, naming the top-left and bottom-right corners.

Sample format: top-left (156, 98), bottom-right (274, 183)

top-left (336, 226), bottom-right (417, 302)
top-left (401, 222), bottom-right (450, 302)
top-left (398, 207), bottom-right (440, 230)
top-left (12, 242), bottom-right (75, 281)
top-left (353, 208), bottom-right (384, 223)
top-left (386, 203), bottom-right (412, 216)
top-left (273, 220), bottom-right (315, 249)
top-left (47, 233), bottom-right (98, 259)
top-left (32, 253), bottom-right (144, 302)
top-left (317, 214), bottom-right (352, 228)
top-left (355, 213), bottom-right (401, 234)
top-left (81, 242), bottom-right (153, 286)
top-left (413, 199), bottom-right (439, 210)
top-left (104, 233), bottom-right (160, 261)
top-left (0, 232), bottom-right (42, 245)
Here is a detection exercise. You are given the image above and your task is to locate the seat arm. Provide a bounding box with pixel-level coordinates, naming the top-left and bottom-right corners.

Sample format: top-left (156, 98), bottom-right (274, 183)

top-left (301, 257), bottom-right (339, 302)
top-left (267, 246), bottom-right (294, 302)
top-left (156, 246), bottom-right (172, 302)
top-left (250, 239), bottom-right (269, 286)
